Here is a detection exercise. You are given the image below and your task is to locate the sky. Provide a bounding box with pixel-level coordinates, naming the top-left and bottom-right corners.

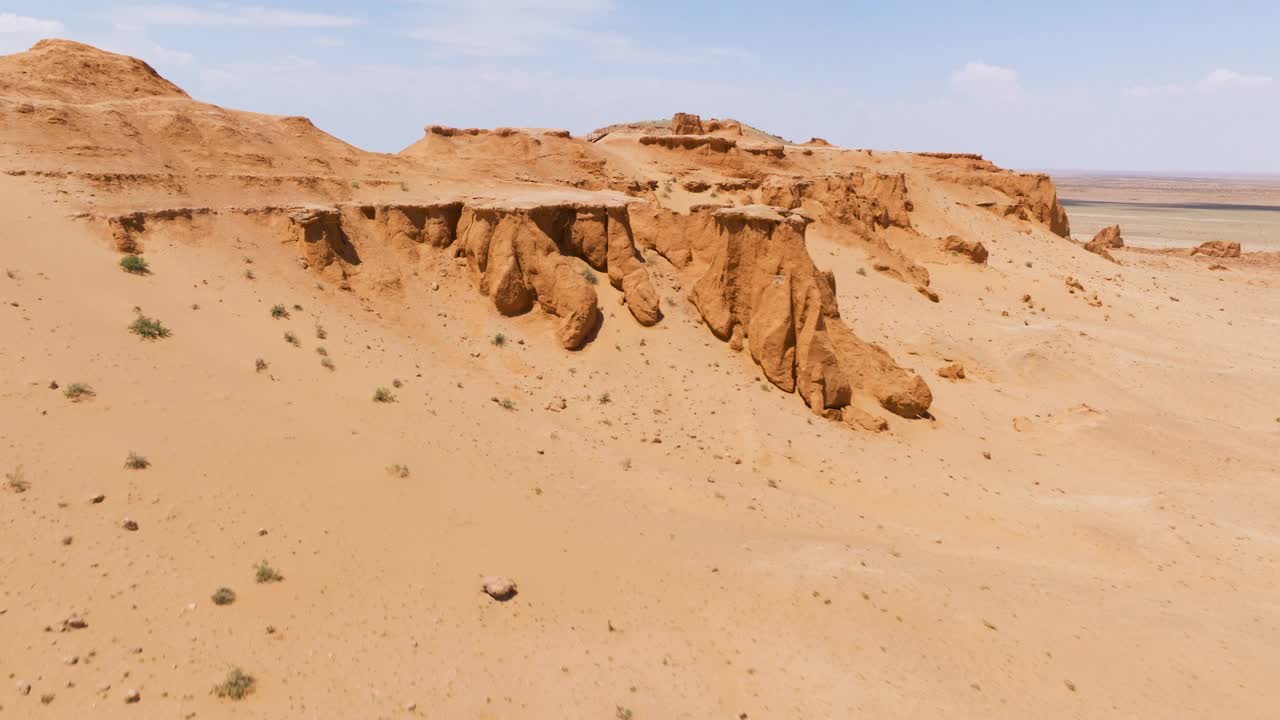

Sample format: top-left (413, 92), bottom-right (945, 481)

top-left (1, 1), bottom-right (1277, 173)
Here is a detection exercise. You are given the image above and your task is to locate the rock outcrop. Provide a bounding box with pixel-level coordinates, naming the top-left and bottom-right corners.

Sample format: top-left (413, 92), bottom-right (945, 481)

top-left (1090, 224), bottom-right (1124, 249)
top-left (1191, 240), bottom-right (1241, 258)
top-left (688, 205), bottom-right (931, 419)
top-left (671, 112), bottom-right (704, 135)
top-left (942, 235), bottom-right (988, 264)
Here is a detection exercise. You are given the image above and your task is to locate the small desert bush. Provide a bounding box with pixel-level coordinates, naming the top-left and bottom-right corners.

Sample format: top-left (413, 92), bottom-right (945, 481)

top-left (581, 268), bottom-right (598, 285)
top-left (373, 387), bottom-right (396, 403)
top-left (314, 324), bottom-right (327, 340)
top-left (270, 304), bottom-right (289, 319)
top-left (492, 333), bottom-right (506, 347)
top-left (129, 314), bottom-right (170, 340)
top-left (320, 357), bottom-right (335, 371)
top-left (856, 267), bottom-right (867, 277)
top-left (119, 254), bottom-right (149, 275)
top-left (254, 560), bottom-right (282, 583)
top-left (63, 382), bottom-right (94, 401)
top-left (4, 465), bottom-right (28, 493)
top-left (211, 587), bottom-right (237, 606)
top-left (283, 331), bottom-right (299, 347)
top-left (212, 667), bottom-right (256, 700)
top-left (499, 398), bottom-right (515, 410)
top-left (255, 358), bottom-right (268, 373)
top-left (244, 268), bottom-right (256, 280)
top-left (386, 464), bottom-right (410, 478)
top-left (598, 392), bottom-right (612, 405)
top-left (315, 346), bottom-right (328, 357)
top-left (124, 451), bottom-right (150, 470)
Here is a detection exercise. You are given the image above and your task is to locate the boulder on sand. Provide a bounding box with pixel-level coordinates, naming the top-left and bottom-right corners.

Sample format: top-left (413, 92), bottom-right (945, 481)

top-left (1191, 240), bottom-right (1241, 258)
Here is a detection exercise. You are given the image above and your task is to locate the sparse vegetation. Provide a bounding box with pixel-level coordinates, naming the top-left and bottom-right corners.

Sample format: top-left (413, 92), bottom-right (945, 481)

top-left (315, 346), bottom-right (328, 356)
top-left (400, 182), bottom-right (409, 192)
top-left (386, 464), bottom-right (410, 478)
top-left (292, 304), bottom-right (303, 312)
top-left (124, 451), bottom-right (150, 470)
top-left (244, 268), bottom-right (256, 280)
top-left (314, 324), bottom-right (327, 340)
top-left (270, 304), bottom-right (289, 319)
top-left (856, 267), bottom-right (867, 277)
top-left (499, 398), bottom-right (515, 410)
top-left (212, 667), bottom-right (256, 700)
top-left (129, 314), bottom-right (171, 340)
top-left (373, 387), bottom-right (396, 403)
top-left (255, 358), bottom-right (268, 373)
top-left (211, 587), bottom-right (237, 605)
top-left (621, 457), bottom-right (632, 471)
top-left (284, 331), bottom-right (299, 346)
top-left (581, 268), bottom-right (598, 285)
top-left (5, 465), bottom-right (28, 493)
top-left (598, 392), bottom-right (612, 405)
top-left (63, 382), bottom-right (94, 401)
top-left (392, 378), bottom-right (403, 388)
top-left (492, 332), bottom-right (506, 347)
top-left (254, 560), bottom-right (282, 583)
top-left (616, 706), bottom-right (634, 720)
top-left (320, 357), bottom-right (335, 371)
top-left (119, 254), bottom-right (149, 275)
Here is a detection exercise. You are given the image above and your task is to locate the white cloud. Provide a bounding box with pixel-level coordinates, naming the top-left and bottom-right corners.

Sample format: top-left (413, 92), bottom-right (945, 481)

top-left (1126, 68), bottom-right (1273, 98)
top-left (120, 4), bottom-right (362, 28)
top-left (1197, 68), bottom-right (1273, 91)
top-left (0, 12), bottom-right (64, 34)
top-left (949, 61), bottom-right (1023, 101)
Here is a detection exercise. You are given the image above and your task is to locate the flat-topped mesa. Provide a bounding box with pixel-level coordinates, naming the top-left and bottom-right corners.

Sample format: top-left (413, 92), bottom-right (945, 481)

top-left (689, 204), bottom-right (932, 422)
top-left (423, 125), bottom-right (571, 139)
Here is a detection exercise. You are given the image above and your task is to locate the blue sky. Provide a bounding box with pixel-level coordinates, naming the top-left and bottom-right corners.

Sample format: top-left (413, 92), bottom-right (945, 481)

top-left (2, 1), bottom-right (1277, 172)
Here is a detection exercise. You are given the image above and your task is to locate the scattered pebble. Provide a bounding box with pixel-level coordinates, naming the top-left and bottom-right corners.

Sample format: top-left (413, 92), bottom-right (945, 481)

top-left (124, 688), bottom-right (141, 703)
top-left (482, 576), bottom-right (518, 602)
top-left (122, 518), bottom-right (139, 531)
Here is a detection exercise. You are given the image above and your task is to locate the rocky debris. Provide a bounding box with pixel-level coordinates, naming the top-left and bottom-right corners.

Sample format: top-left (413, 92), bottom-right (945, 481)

top-left (682, 179), bottom-right (710, 193)
top-left (671, 112), bottom-right (704, 135)
top-left (545, 396), bottom-right (567, 412)
top-left (1191, 240), bottom-right (1241, 258)
top-left (1065, 276), bottom-right (1085, 292)
top-left (123, 688), bottom-right (141, 703)
top-left (1083, 232), bottom-right (1119, 263)
top-left (803, 137), bottom-right (833, 147)
top-left (1090, 224), bottom-right (1124, 249)
top-left (122, 518), bottom-right (139, 531)
top-left (915, 285), bottom-right (940, 303)
top-left (937, 363), bottom-right (966, 380)
top-left (61, 615), bottom-right (87, 631)
top-left (942, 235), bottom-right (988, 264)
top-left (16, 680), bottom-right (32, 696)
top-left (482, 576), bottom-right (518, 601)
top-left (688, 205), bottom-right (931, 420)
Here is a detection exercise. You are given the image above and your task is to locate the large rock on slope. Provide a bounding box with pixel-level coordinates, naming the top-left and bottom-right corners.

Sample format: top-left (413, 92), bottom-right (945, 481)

top-left (671, 112), bottom-right (705, 135)
top-left (1191, 240), bottom-right (1241, 258)
top-left (1090, 224), bottom-right (1124, 249)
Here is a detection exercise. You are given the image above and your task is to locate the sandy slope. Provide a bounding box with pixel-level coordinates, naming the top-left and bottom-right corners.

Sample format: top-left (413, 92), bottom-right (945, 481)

top-left (2, 40), bottom-right (1280, 719)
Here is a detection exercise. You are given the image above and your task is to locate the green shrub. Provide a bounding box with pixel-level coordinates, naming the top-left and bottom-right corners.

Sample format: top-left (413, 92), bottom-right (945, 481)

top-left (373, 387), bottom-right (396, 403)
top-left (119, 255), bottom-right (149, 275)
top-left (254, 560), bottom-right (282, 583)
top-left (492, 333), bottom-right (506, 347)
top-left (129, 314), bottom-right (170, 340)
top-left (320, 357), bottom-right (335, 371)
top-left (283, 331), bottom-right (299, 347)
top-left (4, 465), bottom-right (28, 493)
top-left (211, 587), bottom-right (236, 605)
top-left (63, 382), bottom-right (94, 401)
top-left (386, 464), bottom-right (410, 478)
top-left (598, 392), bottom-right (612, 405)
top-left (270, 304), bottom-right (288, 319)
top-left (255, 358), bottom-right (268, 373)
top-left (212, 667), bottom-right (255, 700)
top-left (581, 268), bottom-right (598, 285)
top-left (124, 451), bottom-right (150, 470)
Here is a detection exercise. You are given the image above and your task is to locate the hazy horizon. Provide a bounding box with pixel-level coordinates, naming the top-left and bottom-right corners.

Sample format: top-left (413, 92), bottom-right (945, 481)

top-left (2, 1), bottom-right (1277, 174)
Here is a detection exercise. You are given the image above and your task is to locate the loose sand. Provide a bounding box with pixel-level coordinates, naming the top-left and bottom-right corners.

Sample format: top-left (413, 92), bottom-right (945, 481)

top-left (2, 40), bottom-right (1279, 719)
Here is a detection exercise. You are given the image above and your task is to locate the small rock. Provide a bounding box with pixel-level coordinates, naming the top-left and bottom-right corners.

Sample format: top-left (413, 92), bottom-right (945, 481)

top-left (96, 683), bottom-right (111, 693)
top-left (88, 494), bottom-right (105, 504)
top-left (123, 688), bottom-right (141, 703)
top-left (405, 701), bottom-right (417, 711)
top-left (122, 518), bottom-right (139, 531)
top-left (62, 615), bottom-right (88, 631)
top-left (257, 528), bottom-right (268, 536)
top-left (49, 380), bottom-right (59, 390)
top-left (16, 680), bottom-right (31, 695)
top-left (482, 576), bottom-right (518, 602)
top-left (63, 655), bottom-right (79, 665)
top-left (430, 282), bottom-right (439, 291)
top-left (936, 363), bottom-right (966, 380)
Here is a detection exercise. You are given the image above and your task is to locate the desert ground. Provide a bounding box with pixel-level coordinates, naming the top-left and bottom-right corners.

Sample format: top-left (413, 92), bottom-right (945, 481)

top-left (2, 41), bottom-right (1279, 719)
